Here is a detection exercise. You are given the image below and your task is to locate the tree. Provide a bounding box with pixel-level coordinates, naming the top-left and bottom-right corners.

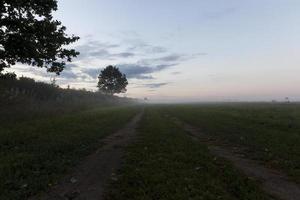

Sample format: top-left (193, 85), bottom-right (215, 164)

top-left (0, 72), bottom-right (16, 80)
top-left (97, 65), bottom-right (128, 95)
top-left (0, 0), bottom-right (79, 74)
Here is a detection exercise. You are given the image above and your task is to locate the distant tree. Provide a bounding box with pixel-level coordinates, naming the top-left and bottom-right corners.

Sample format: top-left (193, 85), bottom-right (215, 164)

top-left (285, 97), bottom-right (290, 103)
top-left (50, 77), bottom-right (58, 88)
top-left (97, 65), bottom-right (128, 95)
top-left (0, 0), bottom-right (79, 74)
top-left (0, 72), bottom-right (16, 80)
top-left (19, 76), bottom-right (35, 83)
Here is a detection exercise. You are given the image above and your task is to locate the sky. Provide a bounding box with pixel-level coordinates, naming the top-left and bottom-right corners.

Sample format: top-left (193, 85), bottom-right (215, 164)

top-left (8, 0), bottom-right (300, 102)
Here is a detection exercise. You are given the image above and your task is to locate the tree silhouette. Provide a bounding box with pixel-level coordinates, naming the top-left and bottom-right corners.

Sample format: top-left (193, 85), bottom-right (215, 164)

top-left (97, 65), bottom-right (128, 95)
top-left (0, 0), bottom-right (79, 74)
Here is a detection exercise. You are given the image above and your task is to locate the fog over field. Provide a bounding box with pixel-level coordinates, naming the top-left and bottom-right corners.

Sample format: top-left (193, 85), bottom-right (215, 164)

top-left (7, 0), bottom-right (300, 102)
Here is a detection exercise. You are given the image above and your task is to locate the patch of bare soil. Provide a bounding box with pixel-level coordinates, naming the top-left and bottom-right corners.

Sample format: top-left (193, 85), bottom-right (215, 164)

top-left (32, 112), bottom-right (143, 200)
top-left (182, 123), bottom-right (300, 200)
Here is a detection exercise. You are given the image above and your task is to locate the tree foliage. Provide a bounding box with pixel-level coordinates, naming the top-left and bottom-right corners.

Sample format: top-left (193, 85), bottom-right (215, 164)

top-left (0, 75), bottom-right (114, 103)
top-left (0, 0), bottom-right (79, 74)
top-left (97, 65), bottom-right (128, 95)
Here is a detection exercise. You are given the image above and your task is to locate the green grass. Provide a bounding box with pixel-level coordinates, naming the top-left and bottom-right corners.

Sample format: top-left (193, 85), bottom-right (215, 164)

top-left (162, 103), bottom-right (300, 182)
top-left (105, 107), bottom-right (270, 200)
top-left (0, 106), bottom-right (140, 200)
top-left (3, 103), bottom-right (298, 199)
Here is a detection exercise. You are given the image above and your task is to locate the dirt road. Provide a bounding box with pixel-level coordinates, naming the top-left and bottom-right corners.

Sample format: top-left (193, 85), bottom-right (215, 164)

top-left (33, 111), bottom-right (143, 200)
top-left (183, 122), bottom-right (300, 200)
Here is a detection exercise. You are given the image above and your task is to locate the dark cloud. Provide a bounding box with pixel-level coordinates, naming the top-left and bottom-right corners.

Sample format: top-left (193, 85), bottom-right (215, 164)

top-left (84, 50), bottom-right (135, 60)
top-left (64, 38), bottom-right (207, 82)
top-left (142, 82), bottom-right (169, 88)
top-left (158, 54), bottom-right (183, 62)
top-left (113, 52), bottom-right (135, 58)
top-left (153, 53), bottom-right (207, 63)
top-left (61, 50), bottom-right (205, 81)
top-left (156, 63), bottom-right (177, 70)
top-left (63, 63), bottom-right (159, 80)
top-left (81, 68), bottom-right (100, 79)
top-left (118, 63), bottom-right (177, 80)
top-left (75, 40), bottom-right (125, 60)
top-left (64, 55), bottom-right (187, 81)
top-left (75, 39), bottom-right (167, 61)
top-left (139, 53), bottom-right (191, 65)
top-left (118, 64), bottom-right (152, 76)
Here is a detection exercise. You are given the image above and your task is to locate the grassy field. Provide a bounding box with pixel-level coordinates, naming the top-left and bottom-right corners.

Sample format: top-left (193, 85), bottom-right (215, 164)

top-left (105, 107), bottom-right (270, 200)
top-left (0, 106), bottom-right (140, 200)
top-left (161, 103), bottom-right (300, 182)
top-left (2, 103), bottom-right (299, 199)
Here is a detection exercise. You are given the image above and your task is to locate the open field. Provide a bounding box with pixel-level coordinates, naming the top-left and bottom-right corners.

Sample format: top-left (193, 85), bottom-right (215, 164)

top-left (1, 103), bottom-right (300, 200)
top-left (161, 103), bottom-right (300, 182)
top-left (0, 106), bottom-right (140, 199)
top-left (105, 107), bottom-right (270, 200)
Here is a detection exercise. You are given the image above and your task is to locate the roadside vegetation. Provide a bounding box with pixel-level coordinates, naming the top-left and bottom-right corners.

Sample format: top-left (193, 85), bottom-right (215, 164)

top-left (0, 106), bottom-right (140, 200)
top-left (162, 103), bottom-right (300, 183)
top-left (0, 75), bottom-right (133, 125)
top-left (105, 107), bottom-right (270, 200)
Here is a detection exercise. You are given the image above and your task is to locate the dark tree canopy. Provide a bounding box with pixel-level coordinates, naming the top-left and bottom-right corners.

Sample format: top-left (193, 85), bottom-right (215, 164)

top-left (0, 0), bottom-right (79, 74)
top-left (97, 65), bottom-right (128, 95)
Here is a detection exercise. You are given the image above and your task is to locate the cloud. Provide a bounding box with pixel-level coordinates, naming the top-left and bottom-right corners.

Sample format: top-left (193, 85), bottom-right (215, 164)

top-left (62, 62), bottom-right (177, 81)
top-left (60, 70), bottom-right (78, 79)
top-left (148, 46), bottom-right (168, 54)
top-left (74, 39), bottom-right (168, 61)
top-left (118, 64), bottom-right (155, 79)
top-left (130, 82), bottom-right (169, 89)
top-left (142, 82), bottom-right (169, 88)
top-left (62, 51), bottom-right (204, 81)
top-left (158, 54), bottom-right (183, 62)
top-left (113, 52), bottom-right (135, 58)
top-left (118, 63), bottom-right (177, 79)
top-left (81, 68), bottom-right (100, 79)
top-left (127, 42), bottom-right (167, 54)
top-left (12, 36), bottom-right (206, 89)
top-left (75, 40), bottom-right (124, 60)
top-left (78, 40), bottom-right (120, 50)
top-left (139, 53), bottom-right (204, 66)
top-left (88, 49), bottom-right (111, 59)
top-left (134, 75), bottom-right (154, 80)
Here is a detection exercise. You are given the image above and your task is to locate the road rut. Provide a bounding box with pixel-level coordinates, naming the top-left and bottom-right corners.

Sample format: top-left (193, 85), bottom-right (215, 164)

top-left (33, 111), bottom-right (143, 200)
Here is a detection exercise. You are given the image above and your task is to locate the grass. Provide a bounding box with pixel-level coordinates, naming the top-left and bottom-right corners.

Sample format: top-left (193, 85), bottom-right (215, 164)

top-left (2, 103), bottom-right (299, 199)
top-left (0, 106), bottom-right (140, 200)
top-left (105, 107), bottom-right (270, 200)
top-left (161, 103), bottom-right (300, 182)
